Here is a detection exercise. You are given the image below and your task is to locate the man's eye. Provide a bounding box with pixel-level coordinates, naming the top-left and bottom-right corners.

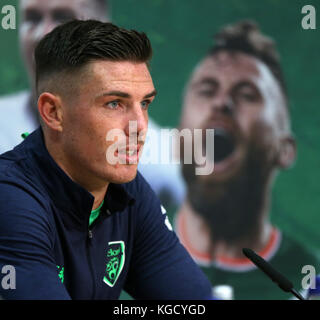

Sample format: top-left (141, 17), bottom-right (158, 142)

top-left (233, 83), bottom-right (261, 104)
top-left (197, 89), bottom-right (215, 98)
top-left (141, 100), bottom-right (151, 110)
top-left (196, 86), bottom-right (217, 98)
top-left (24, 11), bottom-right (42, 24)
top-left (106, 101), bottom-right (120, 109)
top-left (237, 90), bottom-right (258, 102)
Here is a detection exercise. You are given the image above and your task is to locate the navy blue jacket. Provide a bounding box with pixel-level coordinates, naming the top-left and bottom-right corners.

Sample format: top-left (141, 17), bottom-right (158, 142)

top-left (0, 128), bottom-right (212, 300)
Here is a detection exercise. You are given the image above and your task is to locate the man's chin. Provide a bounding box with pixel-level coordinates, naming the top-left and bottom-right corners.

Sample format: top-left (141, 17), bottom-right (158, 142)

top-left (106, 166), bottom-right (138, 184)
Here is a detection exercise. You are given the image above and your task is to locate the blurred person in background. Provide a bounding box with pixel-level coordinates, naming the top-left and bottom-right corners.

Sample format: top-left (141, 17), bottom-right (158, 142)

top-left (173, 20), bottom-right (319, 300)
top-left (0, 0), bottom-right (185, 210)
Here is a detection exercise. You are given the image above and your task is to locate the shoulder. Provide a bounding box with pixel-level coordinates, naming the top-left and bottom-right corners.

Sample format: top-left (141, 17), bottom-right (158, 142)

top-left (0, 177), bottom-right (51, 219)
top-left (0, 149), bottom-right (52, 227)
top-left (0, 182), bottom-right (54, 256)
top-left (0, 142), bottom-right (30, 184)
top-left (0, 177), bottom-right (54, 248)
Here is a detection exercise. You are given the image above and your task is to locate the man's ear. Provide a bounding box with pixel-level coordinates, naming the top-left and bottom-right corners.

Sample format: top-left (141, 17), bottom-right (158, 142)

top-left (38, 92), bottom-right (63, 132)
top-left (277, 136), bottom-right (296, 169)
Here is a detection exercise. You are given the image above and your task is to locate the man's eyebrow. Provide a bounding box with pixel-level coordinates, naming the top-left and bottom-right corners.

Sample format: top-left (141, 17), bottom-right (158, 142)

top-left (143, 89), bottom-right (157, 99)
top-left (97, 89), bottom-right (157, 99)
top-left (99, 91), bottom-right (131, 99)
top-left (193, 77), bottom-right (218, 88)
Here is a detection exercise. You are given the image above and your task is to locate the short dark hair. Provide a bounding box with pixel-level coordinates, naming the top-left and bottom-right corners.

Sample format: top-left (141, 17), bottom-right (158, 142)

top-left (209, 20), bottom-right (288, 102)
top-left (34, 19), bottom-right (152, 94)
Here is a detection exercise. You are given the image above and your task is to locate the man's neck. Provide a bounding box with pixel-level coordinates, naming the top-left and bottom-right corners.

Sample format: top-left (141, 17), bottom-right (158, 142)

top-left (44, 135), bottom-right (109, 211)
top-left (176, 199), bottom-right (272, 260)
top-left (90, 186), bottom-right (108, 210)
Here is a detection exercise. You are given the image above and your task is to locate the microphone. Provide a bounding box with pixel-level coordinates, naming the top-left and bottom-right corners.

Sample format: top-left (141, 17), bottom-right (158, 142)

top-left (242, 248), bottom-right (305, 300)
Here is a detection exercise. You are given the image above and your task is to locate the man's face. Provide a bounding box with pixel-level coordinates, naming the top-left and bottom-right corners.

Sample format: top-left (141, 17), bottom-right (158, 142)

top-left (180, 51), bottom-right (288, 184)
top-left (19, 0), bottom-right (108, 86)
top-left (58, 60), bottom-right (156, 185)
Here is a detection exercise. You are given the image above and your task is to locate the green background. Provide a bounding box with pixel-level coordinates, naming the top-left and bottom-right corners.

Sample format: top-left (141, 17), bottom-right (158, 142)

top-left (0, 0), bottom-right (320, 254)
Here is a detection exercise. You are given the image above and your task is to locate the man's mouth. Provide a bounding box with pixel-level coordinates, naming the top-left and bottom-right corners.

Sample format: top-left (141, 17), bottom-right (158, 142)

top-left (214, 128), bottom-right (236, 163)
top-left (197, 123), bottom-right (244, 178)
top-left (115, 145), bottom-right (142, 164)
top-left (118, 148), bottom-right (138, 156)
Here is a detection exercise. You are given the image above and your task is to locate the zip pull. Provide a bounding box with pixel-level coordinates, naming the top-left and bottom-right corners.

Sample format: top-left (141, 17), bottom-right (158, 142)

top-left (88, 230), bottom-right (93, 239)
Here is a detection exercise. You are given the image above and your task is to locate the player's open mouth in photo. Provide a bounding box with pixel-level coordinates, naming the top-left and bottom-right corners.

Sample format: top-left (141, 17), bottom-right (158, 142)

top-left (202, 121), bottom-right (244, 177)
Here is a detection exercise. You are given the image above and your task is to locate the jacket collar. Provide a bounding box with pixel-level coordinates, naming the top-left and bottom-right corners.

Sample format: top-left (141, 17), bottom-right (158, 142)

top-left (23, 128), bottom-right (135, 222)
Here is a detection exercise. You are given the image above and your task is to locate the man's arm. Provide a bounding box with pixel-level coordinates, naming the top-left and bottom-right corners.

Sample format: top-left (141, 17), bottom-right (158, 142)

top-left (0, 183), bottom-right (70, 299)
top-left (123, 175), bottom-right (212, 300)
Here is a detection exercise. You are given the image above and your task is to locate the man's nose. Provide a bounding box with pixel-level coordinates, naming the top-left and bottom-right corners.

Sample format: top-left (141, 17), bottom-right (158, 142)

top-left (211, 94), bottom-right (234, 116)
top-left (125, 106), bottom-right (148, 139)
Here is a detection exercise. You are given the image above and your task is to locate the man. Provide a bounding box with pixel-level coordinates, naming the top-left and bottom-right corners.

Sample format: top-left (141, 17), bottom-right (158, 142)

top-left (0, 0), bottom-right (185, 210)
top-left (174, 21), bottom-right (319, 299)
top-left (0, 20), bottom-right (211, 300)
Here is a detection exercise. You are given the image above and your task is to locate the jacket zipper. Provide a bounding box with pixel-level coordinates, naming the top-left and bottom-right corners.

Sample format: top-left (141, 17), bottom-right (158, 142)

top-left (86, 229), bottom-right (96, 299)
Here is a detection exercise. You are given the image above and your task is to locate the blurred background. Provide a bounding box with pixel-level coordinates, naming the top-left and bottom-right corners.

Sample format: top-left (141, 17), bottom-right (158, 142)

top-left (0, 0), bottom-right (319, 269)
